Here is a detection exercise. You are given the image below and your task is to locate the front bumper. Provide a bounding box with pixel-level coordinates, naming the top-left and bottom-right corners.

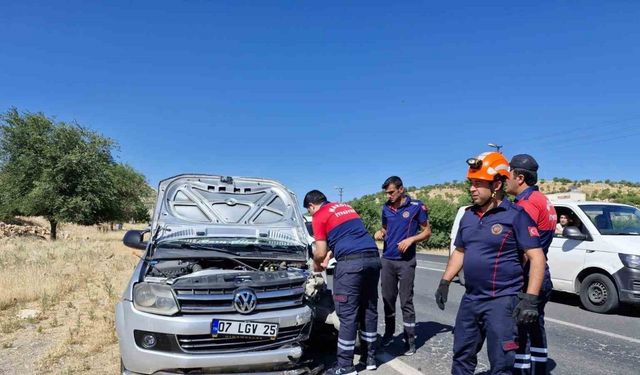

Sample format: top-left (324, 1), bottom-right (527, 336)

top-left (612, 266), bottom-right (640, 305)
top-left (116, 300), bottom-right (313, 374)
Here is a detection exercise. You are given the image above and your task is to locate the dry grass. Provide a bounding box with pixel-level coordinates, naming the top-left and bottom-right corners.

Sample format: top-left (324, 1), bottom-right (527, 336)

top-left (0, 219), bottom-right (144, 374)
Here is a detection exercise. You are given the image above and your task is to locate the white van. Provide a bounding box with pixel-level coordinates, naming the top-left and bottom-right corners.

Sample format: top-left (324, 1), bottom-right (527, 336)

top-left (450, 201), bottom-right (640, 314)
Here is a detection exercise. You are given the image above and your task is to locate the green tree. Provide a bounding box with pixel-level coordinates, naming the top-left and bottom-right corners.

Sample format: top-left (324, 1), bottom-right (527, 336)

top-left (350, 195), bottom-right (382, 234)
top-left (103, 163), bottom-right (154, 224)
top-left (0, 108), bottom-right (150, 239)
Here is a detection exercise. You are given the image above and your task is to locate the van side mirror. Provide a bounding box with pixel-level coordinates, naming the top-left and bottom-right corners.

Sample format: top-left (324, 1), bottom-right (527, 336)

top-left (562, 226), bottom-right (587, 241)
top-left (123, 229), bottom-right (150, 250)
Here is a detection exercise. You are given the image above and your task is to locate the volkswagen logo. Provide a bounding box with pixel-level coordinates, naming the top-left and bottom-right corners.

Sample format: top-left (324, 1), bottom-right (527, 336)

top-left (233, 288), bottom-right (257, 314)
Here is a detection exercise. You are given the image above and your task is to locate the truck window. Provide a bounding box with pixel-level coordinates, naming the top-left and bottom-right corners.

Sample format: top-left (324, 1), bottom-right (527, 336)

top-left (579, 204), bottom-right (640, 235)
top-left (554, 206), bottom-right (583, 236)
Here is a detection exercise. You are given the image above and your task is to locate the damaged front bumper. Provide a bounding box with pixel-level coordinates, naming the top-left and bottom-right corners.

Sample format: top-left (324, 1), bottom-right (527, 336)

top-left (116, 301), bottom-right (313, 374)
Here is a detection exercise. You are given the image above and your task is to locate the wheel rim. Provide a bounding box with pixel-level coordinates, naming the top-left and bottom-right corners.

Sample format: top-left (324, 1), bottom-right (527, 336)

top-left (587, 281), bottom-right (608, 305)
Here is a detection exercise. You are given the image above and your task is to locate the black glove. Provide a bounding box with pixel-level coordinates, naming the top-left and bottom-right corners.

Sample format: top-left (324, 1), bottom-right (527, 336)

top-left (513, 292), bottom-right (540, 325)
top-left (435, 279), bottom-right (451, 310)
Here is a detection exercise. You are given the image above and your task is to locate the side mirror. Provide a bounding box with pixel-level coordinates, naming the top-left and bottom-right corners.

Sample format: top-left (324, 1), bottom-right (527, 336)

top-left (123, 229), bottom-right (149, 250)
top-left (305, 222), bottom-right (314, 237)
top-left (562, 226), bottom-right (587, 241)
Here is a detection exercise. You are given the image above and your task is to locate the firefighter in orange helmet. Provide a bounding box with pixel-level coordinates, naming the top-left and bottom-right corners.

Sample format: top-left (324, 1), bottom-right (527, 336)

top-left (435, 151), bottom-right (547, 375)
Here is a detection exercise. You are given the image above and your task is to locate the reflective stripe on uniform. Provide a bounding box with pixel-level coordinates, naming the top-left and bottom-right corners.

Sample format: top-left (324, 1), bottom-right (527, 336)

top-left (531, 356), bottom-right (548, 362)
top-left (403, 322), bottom-right (416, 327)
top-left (338, 338), bottom-right (356, 345)
top-left (530, 347), bottom-right (548, 354)
top-left (359, 331), bottom-right (377, 342)
top-left (514, 363), bottom-right (531, 369)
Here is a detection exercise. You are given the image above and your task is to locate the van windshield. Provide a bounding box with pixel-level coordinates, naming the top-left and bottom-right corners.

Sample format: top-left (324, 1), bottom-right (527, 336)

top-left (579, 204), bottom-right (640, 235)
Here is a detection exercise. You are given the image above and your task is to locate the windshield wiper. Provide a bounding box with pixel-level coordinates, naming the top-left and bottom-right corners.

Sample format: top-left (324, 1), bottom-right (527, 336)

top-left (178, 243), bottom-right (241, 255)
top-left (240, 243), bottom-right (304, 253)
top-left (152, 242), bottom-right (259, 270)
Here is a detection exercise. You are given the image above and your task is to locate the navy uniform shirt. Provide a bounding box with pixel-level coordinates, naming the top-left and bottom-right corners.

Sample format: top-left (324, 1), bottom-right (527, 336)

top-left (381, 196), bottom-right (429, 260)
top-left (454, 199), bottom-right (541, 300)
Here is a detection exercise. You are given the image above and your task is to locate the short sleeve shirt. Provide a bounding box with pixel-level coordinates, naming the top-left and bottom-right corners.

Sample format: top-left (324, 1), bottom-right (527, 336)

top-left (312, 202), bottom-right (378, 259)
top-left (514, 185), bottom-right (557, 279)
top-left (453, 199), bottom-right (541, 300)
top-left (381, 196), bottom-right (429, 260)
top-left (513, 186), bottom-right (557, 253)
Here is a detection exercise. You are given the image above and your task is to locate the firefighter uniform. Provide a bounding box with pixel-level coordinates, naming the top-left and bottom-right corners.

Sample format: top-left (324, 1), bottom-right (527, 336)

top-left (380, 196), bottom-right (428, 344)
top-left (312, 202), bottom-right (381, 371)
top-left (513, 185), bottom-right (557, 374)
top-left (452, 199), bottom-right (542, 375)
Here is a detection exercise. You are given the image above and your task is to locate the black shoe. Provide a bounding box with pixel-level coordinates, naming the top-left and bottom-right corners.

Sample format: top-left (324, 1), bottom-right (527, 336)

top-left (359, 356), bottom-right (377, 370)
top-left (325, 365), bottom-right (357, 375)
top-left (404, 339), bottom-right (416, 356)
top-left (380, 333), bottom-right (394, 348)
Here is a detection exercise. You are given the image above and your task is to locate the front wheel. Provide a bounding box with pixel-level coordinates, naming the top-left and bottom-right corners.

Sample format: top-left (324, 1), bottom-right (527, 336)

top-left (579, 273), bottom-right (619, 313)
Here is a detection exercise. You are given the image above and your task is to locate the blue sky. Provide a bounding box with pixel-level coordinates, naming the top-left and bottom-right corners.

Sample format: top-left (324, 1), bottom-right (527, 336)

top-left (2, 1), bottom-right (639, 202)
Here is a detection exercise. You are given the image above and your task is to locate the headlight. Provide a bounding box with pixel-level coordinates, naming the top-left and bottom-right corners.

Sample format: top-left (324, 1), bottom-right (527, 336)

top-left (619, 254), bottom-right (640, 269)
top-left (133, 283), bottom-right (179, 315)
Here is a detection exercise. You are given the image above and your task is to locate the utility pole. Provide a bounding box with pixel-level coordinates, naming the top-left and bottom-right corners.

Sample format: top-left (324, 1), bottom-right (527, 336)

top-left (335, 187), bottom-right (344, 203)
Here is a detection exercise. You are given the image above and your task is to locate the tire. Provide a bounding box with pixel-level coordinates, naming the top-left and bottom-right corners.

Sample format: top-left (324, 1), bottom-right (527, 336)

top-left (579, 273), bottom-right (619, 313)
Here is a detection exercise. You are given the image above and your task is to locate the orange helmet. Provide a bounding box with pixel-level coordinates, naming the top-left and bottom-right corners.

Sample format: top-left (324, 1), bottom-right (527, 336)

top-left (466, 152), bottom-right (510, 181)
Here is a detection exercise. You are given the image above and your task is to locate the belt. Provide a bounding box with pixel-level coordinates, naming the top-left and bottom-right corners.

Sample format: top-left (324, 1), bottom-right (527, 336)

top-left (336, 251), bottom-right (379, 262)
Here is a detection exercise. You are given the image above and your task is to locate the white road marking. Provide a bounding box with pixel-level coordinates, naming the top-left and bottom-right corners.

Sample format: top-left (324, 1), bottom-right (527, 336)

top-left (376, 351), bottom-right (424, 375)
top-left (417, 260), bottom-right (640, 346)
top-left (545, 317), bottom-right (640, 345)
top-left (417, 266), bottom-right (444, 272)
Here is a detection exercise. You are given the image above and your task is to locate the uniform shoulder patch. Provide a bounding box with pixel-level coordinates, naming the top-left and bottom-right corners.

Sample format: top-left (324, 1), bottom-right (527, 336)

top-left (528, 226), bottom-right (540, 237)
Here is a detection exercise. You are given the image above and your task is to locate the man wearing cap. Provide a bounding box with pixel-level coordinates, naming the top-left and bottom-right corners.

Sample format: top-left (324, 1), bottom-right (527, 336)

top-left (304, 190), bottom-right (381, 375)
top-left (374, 176), bottom-right (431, 356)
top-left (506, 154), bottom-right (557, 375)
top-left (434, 151), bottom-right (547, 375)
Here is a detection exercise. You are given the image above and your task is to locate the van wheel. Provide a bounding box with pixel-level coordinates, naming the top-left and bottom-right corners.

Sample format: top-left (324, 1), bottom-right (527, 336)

top-left (579, 273), bottom-right (619, 313)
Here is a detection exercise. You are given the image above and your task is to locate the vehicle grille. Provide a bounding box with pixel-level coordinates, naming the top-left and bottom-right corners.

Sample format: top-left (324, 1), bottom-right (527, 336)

top-left (632, 280), bottom-right (640, 291)
top-left (176, 324), bottom-right (307, 353)
top-left (174, 282), bottom-right (305, 313)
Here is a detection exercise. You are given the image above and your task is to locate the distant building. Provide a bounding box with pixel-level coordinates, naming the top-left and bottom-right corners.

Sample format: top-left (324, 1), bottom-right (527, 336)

top-left (548, 188), bottom-right (586, 202)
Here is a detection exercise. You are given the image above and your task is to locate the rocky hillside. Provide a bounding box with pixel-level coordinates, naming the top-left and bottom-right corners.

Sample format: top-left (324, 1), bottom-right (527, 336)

top-left (406, 178), bottom-right (640, 206)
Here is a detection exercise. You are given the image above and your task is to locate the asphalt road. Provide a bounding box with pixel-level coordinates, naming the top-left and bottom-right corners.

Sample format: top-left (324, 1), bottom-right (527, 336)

top-left (317, 253), bottom-right (640, 375)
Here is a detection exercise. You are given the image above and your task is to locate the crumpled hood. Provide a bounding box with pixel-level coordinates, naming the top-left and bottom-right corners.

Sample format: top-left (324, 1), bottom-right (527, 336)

top-left (150, 174), bottom-right (309, 246)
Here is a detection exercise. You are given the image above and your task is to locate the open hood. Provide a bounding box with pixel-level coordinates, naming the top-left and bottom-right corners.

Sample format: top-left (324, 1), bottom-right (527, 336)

top-left (150, 174), bottom-right (309, 247)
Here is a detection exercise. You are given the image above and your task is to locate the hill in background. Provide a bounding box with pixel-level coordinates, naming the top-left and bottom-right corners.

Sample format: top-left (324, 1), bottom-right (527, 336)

top-left (350, 179), bottom-right (640, 249)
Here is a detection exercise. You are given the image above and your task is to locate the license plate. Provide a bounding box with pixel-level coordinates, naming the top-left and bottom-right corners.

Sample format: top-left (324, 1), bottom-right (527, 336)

top-left (211, 319), bottom-right (279, 339)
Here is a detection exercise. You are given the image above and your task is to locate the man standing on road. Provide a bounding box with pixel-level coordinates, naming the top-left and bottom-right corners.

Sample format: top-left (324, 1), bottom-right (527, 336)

top-left (304, 190), bottom-right (381, 375)
top-left (506, 154), bottom-right (557, 375)
top-left (434, 152), bottom-right (547, 375)
top-left (374, 176), bottom-right (431, 356)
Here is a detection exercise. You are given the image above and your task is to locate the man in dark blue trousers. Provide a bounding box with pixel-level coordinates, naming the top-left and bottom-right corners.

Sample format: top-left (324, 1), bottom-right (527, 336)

top-left (374, 176), bottom-right (431, 356)
top-left (506, 154), bottom-right (557, 374)
top-left (305, 190), bottom-right (381, 375)
top-left (434, 152), bottom-right (547, 375)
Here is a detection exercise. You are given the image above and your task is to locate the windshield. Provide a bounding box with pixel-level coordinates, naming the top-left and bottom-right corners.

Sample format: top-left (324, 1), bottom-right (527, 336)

top-left (579, 204), bottom-right (640, 235)
top-left (158, 237), bottom-right (306, 253)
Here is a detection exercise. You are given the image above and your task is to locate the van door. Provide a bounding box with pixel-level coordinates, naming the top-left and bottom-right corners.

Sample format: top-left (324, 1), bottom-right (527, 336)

top-left (548, 205), bottom-right (587, 292)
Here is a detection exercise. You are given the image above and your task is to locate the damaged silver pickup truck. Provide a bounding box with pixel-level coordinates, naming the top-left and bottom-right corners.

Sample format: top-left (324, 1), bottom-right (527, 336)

top-left (116, 174), bottom-right (338, 375)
